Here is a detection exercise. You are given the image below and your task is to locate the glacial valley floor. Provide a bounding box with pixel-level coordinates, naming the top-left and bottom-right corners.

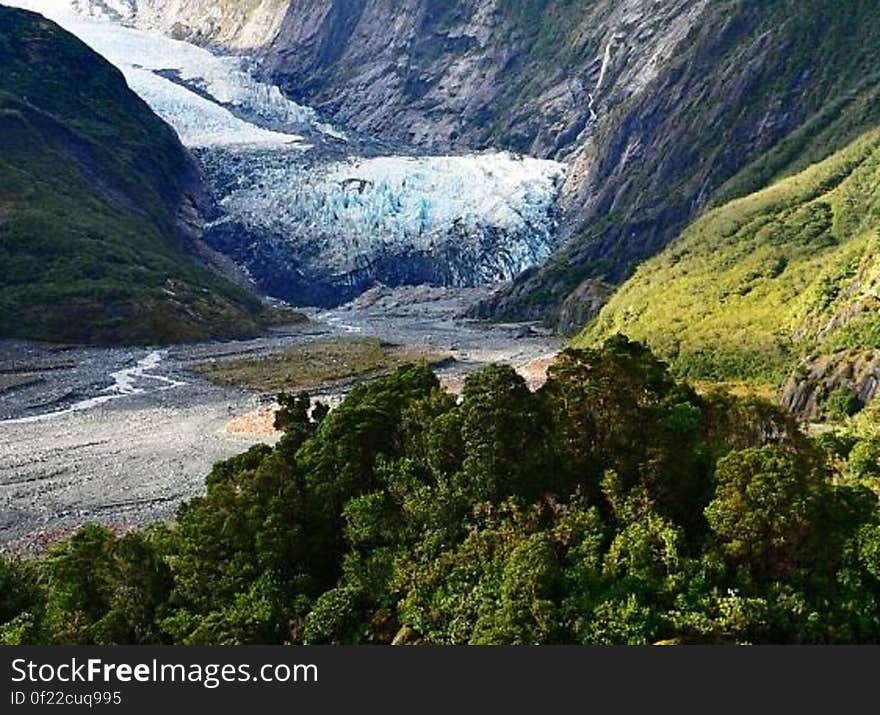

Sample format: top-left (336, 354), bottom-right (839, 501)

top-left (0, 287), bottom-right (561, 553)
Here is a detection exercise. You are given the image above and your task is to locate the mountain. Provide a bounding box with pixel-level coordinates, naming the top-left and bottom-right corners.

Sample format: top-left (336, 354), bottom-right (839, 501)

top-left (69, 0), bottom-right (288, 50)
top-left (469, 0), bottom-right (880, 331)
top-left (579, 128), bottom-right (880, 419)
top-left (21, 1), bottom-right (568, 311)
top-left (0, 5), bottom-right (265, 344)
top-left (85, 0), bottom-right (880, 334)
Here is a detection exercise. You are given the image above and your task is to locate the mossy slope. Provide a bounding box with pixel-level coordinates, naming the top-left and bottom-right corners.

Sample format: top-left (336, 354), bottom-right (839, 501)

top-left (580, 129), bottom-right (880, 383)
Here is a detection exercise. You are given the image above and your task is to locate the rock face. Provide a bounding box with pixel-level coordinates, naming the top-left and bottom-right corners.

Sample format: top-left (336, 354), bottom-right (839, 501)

top-left (782, 351), bottom-right (880, 422)
top-left (261, 0), bottom-right (707, 157)
top-left (72, 0), bottom-right (289, 49)
top-left (75, 1), bottom-right (880, 332)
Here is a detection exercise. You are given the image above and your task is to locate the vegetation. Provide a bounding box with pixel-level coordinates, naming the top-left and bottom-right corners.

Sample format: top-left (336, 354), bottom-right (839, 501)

top-left (0, 7), bottom-right (265, 344)
top-left (3, 337), bottom-right (880, 645)
top-left (581, 129), bottom-right (880, 384)
top-left (196, 337), bottom-right (448, 392)
top-left (486, 0), bottom-right (880, 327)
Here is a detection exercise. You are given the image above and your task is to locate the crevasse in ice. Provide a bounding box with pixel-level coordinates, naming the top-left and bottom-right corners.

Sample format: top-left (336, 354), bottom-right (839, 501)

top-left (4, 0), bottom-right (565, 305)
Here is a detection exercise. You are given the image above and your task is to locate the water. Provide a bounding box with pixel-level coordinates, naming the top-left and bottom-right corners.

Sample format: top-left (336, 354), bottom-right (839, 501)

top-left (0, 349), bottom-right (185, 425)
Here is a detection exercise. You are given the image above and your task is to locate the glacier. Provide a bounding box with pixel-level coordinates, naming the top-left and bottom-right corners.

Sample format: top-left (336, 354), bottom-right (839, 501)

top-left (3, 0), bottom-right (565, 307)
top-left (202, 150), bottom-right (564, 304)
top-left (3, 0), bottom-right (321, 146)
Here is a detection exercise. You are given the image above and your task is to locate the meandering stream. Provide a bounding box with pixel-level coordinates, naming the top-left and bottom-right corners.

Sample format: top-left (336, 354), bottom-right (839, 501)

top-left (1, 350), bottom-right (186, 425)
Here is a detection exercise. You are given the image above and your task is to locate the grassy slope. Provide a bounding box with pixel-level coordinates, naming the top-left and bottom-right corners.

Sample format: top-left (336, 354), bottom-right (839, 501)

top-left (487, 1), bottom-right (880, 327)
top-left (579, 129), bottom-right (880, 383)
top-left (0, 7), bottom-right (264, 345)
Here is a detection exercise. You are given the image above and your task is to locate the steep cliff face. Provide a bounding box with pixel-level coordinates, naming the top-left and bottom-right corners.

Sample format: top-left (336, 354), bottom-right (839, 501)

top-left (81, 0), bottom-right (708, 156)
top-left (73, 0), bottom-right (880, 333)
top-left (261, 0), bottom-right (708, 157)
top-left (72, 0), bottom-right (289, 49)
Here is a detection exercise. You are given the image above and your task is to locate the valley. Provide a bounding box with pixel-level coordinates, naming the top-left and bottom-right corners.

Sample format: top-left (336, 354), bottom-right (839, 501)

top-left (0, 2), bottom-right (566, 550)
top-left (3, 1), bottom-right (880, 648)
top-left (0, 289), bottom-right (560, 552)
top-left (5, 1), bottom-right (565, 309)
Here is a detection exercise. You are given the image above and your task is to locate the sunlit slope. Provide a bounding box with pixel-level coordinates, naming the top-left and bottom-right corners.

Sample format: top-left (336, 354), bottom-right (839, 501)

top-left (579, 130), bottom-right (880, 382)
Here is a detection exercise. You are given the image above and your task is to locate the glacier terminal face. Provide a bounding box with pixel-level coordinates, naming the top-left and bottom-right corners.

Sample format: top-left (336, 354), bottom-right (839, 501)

top-left (201, 150), bottom-right (564, 306)
top-left (4, 0), bottom-right (565, 307)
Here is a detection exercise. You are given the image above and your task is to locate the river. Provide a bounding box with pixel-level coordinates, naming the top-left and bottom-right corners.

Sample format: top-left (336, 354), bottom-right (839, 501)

top-left (0, 289), bottom-right (560, 552)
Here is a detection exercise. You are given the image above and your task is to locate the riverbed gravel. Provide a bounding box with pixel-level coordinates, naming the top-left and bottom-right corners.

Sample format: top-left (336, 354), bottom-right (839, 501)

top-left (0, 288), bottom-right (561, 553)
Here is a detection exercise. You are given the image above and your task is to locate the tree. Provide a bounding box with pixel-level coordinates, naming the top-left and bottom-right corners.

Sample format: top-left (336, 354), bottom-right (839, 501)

top-left (705, 446), bottom-right (827, 581)
top-left (400, 388), bottom-right (463, 476)
top-left (299, 365), bottom-right (440, 519)
top-left (847, 436), bottom-right (880, 481)
top-left (43, 524), bottom-right (117, 644)
top-left (459, 364), bottom-right (549, 501)
top-left (274, 391), bottom-right (328, 445)
top-left (0, 556), bottom-right (44, 645)
top-left (6, 339), bottom-right (880, 645)
top-left (543, 339), bottom-right (710, 534)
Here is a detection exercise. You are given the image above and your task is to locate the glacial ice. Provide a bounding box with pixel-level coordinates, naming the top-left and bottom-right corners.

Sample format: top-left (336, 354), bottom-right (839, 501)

top-left (3, 0), bottom-right (323, 146)
top-left (2, 0), bottom-right (566, 304)
top-left (206, 151), bottom-right (565, 284)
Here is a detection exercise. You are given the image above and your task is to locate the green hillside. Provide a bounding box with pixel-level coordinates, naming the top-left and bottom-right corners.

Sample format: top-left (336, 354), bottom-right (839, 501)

top-left (0, 7), bottom-right (264, 344)
top-left (480, 0), bottom-right (880, 331)
top-left (579, 128), bottom-right (880, 387)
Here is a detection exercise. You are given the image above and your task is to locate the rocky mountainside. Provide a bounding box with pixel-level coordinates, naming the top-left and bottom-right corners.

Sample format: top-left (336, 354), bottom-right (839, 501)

top-left (93, 0), bottom-right (880, 334)
top-left (0, 6), bottom-right (265, 344)
top-left (71, 0), bottom-right (289, 50)
top-left (472, 1), bottom-right (880, 331)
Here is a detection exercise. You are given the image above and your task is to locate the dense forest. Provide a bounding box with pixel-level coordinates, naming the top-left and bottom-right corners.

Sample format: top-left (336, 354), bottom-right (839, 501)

top-left (3, 337), bottom-right (880, 645)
